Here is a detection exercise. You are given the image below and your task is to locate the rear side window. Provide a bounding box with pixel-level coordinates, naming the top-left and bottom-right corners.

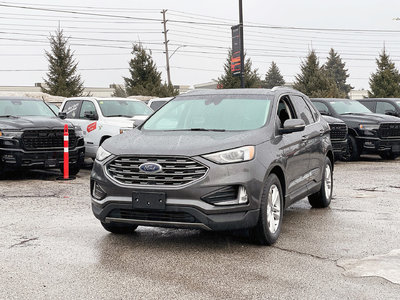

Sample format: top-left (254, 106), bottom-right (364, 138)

top-left (150, 101), bottom-right (167, 111)
top-left (291, 95), bottom-right (314, 125)
top-left (360, 101), bottom-right (375, 112)
top-left (313, 101), bottom-right (330, 115)
top-left (376, 101), bottom-right (396, 114)
top-left (62, 100), bottom-right (80, 119)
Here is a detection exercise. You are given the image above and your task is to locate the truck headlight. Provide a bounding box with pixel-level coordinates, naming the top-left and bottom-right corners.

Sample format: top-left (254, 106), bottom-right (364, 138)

top-left (0, 130), bottom-right (23, 138)
top-left (119, 127), bottom-right (132, 134)
top-left (202, 146), bottom-right (255, 164)
top-left (74, 126), bottom-right (84, 137)
top-left (96, 146), bottom-right (112, 161)
top-left (359, 124), bottom-right (379, 131)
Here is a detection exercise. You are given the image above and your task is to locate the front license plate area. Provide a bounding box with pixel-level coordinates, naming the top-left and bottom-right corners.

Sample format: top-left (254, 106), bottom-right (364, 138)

top-left (45, 159), bottom-right (57, 168)
top-left (132, 192), bottom-right (166, 210)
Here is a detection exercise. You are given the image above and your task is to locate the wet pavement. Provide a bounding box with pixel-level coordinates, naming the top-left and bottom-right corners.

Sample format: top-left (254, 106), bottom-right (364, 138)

top-left (1, 157), bottom-right (399, 299)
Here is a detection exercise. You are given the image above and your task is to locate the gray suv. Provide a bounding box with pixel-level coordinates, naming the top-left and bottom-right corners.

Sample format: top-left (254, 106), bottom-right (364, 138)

top-left (91, 88), bottom-right (334, 245)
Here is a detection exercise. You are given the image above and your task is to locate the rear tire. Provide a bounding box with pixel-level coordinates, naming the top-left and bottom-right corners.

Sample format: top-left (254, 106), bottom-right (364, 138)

top-left (250, 174), bottom-right (283, 245)
top-left (101, 221), bottom-right (138, 234)
top-left (308, 157), bottom-right (333, 208)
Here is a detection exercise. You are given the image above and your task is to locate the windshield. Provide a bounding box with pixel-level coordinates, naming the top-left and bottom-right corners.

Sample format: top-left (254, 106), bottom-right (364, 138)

top-left (328, 100), bottom-right (372, 114)
top-left (143, 95), bottom-right (272, 131)
top-left (0, 99), bottom-right (56, 117)
top-left (97, 100), bottom-right (153, 117)
top-left (397, 101), bottom-right (400, 107)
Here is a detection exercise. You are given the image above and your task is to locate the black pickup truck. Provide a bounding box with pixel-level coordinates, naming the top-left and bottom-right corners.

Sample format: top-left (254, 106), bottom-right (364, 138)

top-left (322, 115), bottom-right (348, 160)
top-left (0, 97), bottom-right (85, 176)
top-left (311, 98), bottom-right (400, 160)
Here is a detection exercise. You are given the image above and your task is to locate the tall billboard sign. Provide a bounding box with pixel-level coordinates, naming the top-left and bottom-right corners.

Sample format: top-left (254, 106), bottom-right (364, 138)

top-left (231, 25), bottom-right (241, 76)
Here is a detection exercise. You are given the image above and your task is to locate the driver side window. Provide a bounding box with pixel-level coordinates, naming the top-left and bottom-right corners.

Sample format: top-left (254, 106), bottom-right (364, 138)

top-left (277, 96), bottom-right (296, 128)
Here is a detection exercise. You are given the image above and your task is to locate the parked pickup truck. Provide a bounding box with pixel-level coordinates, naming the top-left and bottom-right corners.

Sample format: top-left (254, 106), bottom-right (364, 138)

top-left (0, 96), bottom-right (85, 176)
top-left (311, 98), bottom-right (400, 160)
top-left (60, 97), bottom-right (153, 158)
top-left (322, 115), bottom-right (348, 160)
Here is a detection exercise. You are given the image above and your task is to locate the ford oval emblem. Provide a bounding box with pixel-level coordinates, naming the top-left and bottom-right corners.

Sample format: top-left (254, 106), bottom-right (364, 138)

top-left (139, 162), bottom-right (163, 173)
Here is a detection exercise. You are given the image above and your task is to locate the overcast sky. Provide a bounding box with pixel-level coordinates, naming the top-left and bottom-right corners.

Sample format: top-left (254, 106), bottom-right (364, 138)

top-left (1, 0), bottom-right (400, 90)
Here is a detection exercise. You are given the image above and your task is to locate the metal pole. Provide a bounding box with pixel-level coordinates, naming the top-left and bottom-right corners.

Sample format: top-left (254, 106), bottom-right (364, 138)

top-left (239, 0), bottom-right (245, 88)
top-left (161, 9), bottom-right (172, 86)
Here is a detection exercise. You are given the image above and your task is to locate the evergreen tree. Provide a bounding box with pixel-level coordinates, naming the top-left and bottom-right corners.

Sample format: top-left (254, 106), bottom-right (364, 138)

top-left (123, 44), bottom-right (177, 97)
top-left (217, 50), bottom-right (261, 88)
top-left (262, 61), bottom-right (285, 88)
top-left (42, 29), bottom-right (84, 97)
top-left (111, 84), bottom-right (127, 97)
top-left (368, 49), bottom-right (400, 97)
top-left (324, 48), bottom-right (352, 97)
top-left (294, 50), bottom-right (340, 98)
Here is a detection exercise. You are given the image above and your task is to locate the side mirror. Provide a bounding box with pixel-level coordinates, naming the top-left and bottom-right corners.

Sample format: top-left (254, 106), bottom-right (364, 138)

top-left (279, 119), bottom-right (306, 134)
top-left (320, 110), bottom-right (330, 116)
top-left (385, 110), bottom-right (399, 117)
top-left (84, 111), bottom-right (98, 120)
top-left (58, 112), bottom-right (67, 119)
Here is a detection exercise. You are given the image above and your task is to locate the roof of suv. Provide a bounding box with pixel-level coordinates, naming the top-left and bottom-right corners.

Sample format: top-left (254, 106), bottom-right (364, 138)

top-left (179, 88), bottom-right (300, 97)
top-left (359, 98), bottom-right (400, 101)
top-left (0, 96), bottom-right (39, 101)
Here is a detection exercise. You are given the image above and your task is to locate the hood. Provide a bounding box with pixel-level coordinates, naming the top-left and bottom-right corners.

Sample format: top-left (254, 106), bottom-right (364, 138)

top-left (338, 113), bottom-right (400, 124)
top-left (322, 115), bottom-right (345, 124)
top-left (102, 115), bottom-right (150, 127)
top-left (0, 116), bottom-right (75, 130)
top-left (102, 128), bottom-right (268, 157)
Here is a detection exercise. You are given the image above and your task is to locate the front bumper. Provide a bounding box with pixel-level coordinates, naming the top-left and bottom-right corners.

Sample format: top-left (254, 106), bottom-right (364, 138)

top-left (0, 145), bottom-right (85, 169)
top-left (90, 156), bottom-right (266, 231)
top-left (356, 136), bottom-right (400, 154)
top-left (331, 139), bottom-right (347, 158)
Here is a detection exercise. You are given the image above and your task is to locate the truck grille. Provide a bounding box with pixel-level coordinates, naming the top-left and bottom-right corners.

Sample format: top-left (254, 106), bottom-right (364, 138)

top-left (329, 123), bottom-right (347, 141)
top-left (379, 123), bottom-right (400, 138)
top-left (107, 156), bottom-right (208, 186)
top-left (22, 129), bottom-right (76, 150)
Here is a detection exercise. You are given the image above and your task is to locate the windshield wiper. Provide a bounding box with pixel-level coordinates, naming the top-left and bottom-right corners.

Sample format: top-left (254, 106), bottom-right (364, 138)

top-left (170, 128), bottom-right (226, 132)
top-left (0, 115), bottom-right (19, 118)
top-left (106, 114), bottom-right (132, 118)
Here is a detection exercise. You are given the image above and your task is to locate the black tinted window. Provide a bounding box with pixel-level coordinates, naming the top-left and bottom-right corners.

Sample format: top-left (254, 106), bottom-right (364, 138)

top-left (62, 100), bottom-right (80, 119)
top-left (376, 102), bottom-right (396, 114)
top-left (313, 101), bottom-right (330, 114)
top-left (291, 95), bottom-right (314, 125)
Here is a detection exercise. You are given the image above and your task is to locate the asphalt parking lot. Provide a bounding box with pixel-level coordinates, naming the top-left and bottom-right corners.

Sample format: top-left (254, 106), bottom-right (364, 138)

top-left (1, 157), bottom-right (399, 299)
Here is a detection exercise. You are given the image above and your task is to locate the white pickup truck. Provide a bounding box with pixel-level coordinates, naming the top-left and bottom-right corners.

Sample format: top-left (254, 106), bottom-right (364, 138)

top-left (59, 97), bottom-right (153, 158)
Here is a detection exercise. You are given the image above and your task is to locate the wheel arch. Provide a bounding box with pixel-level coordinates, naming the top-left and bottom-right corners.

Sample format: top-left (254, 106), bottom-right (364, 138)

top-left (267, 165), bottom-right (286, 207)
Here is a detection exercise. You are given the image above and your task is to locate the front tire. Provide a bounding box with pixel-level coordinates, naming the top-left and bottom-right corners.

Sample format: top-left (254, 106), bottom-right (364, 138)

top-left (343, 135), bottom-right (360, 161)
top-left (250, 174), bottom-right (283, 245)
top-left (308, 157), bottom-right (333, 208)
top-left (101, 221), bottom-right (138, 234)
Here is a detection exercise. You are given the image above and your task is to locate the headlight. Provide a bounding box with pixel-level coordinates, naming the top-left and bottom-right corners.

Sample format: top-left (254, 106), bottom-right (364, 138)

top-left (96, 146), bottom-right (112, 161)
top-left (119, 127), bottom-right (132, 134)
top-left (202, 146), bottom-right (255, 164)
top-left (359, 124), bottom-right (379, 131)
top-left (0, 130), bottom-right (23, 138)
top-left (74, 126), bottom-right (83, 137)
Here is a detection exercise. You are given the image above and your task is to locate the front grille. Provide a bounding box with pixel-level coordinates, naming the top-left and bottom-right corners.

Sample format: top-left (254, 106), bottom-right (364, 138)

top-left (107, 156), bottom-right (208, 186)
top-left (329, 123), bottom-right (347, 141)
top-left (379, 123), bottom-right (400, 138)
top-left (22, 129), bottom-right (77, 150)
top-left (109, 209), bottom-right (198, 223)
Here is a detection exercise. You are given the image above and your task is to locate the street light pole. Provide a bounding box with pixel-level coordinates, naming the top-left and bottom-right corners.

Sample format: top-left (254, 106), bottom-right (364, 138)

top-left (161, 9), bottom-right (172, 86)
top-left (239, 0), bottom-right (245, 88)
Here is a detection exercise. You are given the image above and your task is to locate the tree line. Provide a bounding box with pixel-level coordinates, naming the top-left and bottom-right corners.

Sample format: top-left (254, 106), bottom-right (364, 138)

top-left (42, 29), bottom-right (400, 98)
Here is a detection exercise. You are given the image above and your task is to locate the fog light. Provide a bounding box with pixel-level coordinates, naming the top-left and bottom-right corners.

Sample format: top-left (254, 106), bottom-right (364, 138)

top-left (238, 186), bottom-right (248, 204)
top-left (92, 181), bottom-right (107, 200)
top-left (201, 185), bottom-right (248, 206)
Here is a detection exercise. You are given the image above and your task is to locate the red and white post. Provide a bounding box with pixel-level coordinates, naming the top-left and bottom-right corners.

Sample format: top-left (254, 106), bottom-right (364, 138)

top-left (63, 124), bottom-right (69, 179)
